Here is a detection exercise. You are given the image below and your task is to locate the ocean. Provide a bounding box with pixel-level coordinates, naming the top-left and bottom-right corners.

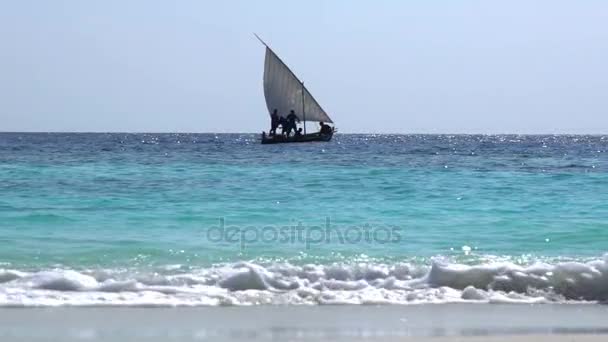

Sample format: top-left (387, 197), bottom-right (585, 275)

top-left (1, 133), bottom-right (607, 306)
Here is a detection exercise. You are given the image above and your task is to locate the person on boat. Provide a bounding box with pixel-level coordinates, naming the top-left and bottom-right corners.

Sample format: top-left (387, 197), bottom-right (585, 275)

top-left (278, 116), bottom-right (288, 136)
top-left (284, 110), bottom-right (300, 136)
top-left (319, 122), bottom-right (332, 135)
top-left (295, 128), bottom-right (303, 137)
top-left (269, 109), bottom-right (279, 136)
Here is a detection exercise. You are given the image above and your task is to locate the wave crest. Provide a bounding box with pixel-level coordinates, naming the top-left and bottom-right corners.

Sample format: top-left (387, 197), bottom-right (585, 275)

top-left (1, 255), bottom-right (608, 306)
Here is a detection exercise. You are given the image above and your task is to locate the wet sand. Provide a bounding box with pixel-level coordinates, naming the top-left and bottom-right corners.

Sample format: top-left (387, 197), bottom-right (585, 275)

top-left (1, 304), bottom-right (607, 341)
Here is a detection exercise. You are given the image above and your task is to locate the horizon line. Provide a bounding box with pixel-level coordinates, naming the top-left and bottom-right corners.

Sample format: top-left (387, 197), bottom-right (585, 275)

top-left (1, 131), bottom-right (607, 136)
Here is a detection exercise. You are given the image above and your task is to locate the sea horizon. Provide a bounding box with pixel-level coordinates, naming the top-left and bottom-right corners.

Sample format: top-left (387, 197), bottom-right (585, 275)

top-left (3, 131), bottom-right (608, 135)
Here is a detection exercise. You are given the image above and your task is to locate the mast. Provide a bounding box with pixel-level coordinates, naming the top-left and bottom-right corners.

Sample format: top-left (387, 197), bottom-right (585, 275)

top-left (301, 82), bottom-right (306, 135)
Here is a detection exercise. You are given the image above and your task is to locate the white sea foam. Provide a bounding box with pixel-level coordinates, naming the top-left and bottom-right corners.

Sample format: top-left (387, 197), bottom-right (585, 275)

top-left (1, 255), bottom-right (608, 306)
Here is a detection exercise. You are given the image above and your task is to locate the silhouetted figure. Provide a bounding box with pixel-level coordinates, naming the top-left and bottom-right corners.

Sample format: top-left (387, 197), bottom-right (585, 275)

top-left (278, 117), bottom-right (288, 136)
top-left (319, 122), bottom-right (332, 135)
top-left (295, 128), bottom-right (303, 137)
top-left (283, 110), bottom-right (300, 136)
top-left (269, 109), bottom-right (279, 136)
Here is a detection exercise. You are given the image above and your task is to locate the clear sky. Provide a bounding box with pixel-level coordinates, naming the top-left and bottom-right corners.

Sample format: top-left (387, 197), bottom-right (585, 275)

top-left (1, 0), bottom-right (607, 133)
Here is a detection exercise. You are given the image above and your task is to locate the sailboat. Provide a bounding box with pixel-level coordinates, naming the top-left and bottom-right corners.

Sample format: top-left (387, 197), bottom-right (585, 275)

top-left (256, 35), bottom-right (335, 144)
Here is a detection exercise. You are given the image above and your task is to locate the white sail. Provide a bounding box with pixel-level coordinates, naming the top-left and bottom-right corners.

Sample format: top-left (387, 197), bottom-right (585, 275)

top-left (263, 47), bottom-right (333, 123)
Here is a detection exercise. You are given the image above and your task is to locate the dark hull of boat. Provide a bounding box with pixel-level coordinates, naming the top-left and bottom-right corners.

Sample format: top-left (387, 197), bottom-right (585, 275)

top-left (261, 132), bottom-right (333, 144)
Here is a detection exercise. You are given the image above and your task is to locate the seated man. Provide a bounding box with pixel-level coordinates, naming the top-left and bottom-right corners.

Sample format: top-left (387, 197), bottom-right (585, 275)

top-left (295, 128), bottom-right (303, 137)
top-left (319, 122), bottom-right (332, 135)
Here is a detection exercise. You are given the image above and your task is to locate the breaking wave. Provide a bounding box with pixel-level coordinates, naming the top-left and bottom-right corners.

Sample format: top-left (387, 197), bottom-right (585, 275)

top-left (2, 255), bottom-right (608, 306)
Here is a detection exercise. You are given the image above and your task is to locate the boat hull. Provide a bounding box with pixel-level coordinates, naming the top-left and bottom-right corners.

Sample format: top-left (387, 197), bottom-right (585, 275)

top-left (261, 131), bottom-right (333, 144)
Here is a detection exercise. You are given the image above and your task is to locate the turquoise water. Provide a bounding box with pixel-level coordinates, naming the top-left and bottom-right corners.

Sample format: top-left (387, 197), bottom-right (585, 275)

top-left (1, 133), bottom-right (607, 305)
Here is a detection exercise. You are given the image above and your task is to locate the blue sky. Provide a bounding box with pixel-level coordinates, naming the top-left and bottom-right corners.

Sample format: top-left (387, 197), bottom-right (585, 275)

top-left (1, 0), bottom-right (607, 133)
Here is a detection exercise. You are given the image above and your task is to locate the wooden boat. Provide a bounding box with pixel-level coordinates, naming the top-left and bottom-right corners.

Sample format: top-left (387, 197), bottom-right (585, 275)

top-left (256, 34), bottom-right (336, 144)
top-left (261, 131), bottom-right (333, 144)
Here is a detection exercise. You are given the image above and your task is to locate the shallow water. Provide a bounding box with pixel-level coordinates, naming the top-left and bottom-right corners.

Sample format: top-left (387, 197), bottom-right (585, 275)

top-left (1, 133), bottom-right (607, 305)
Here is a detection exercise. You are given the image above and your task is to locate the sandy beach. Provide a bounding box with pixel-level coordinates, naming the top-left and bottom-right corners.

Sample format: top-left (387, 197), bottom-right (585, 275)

top-left (1, 304), bottom-right (607, 341)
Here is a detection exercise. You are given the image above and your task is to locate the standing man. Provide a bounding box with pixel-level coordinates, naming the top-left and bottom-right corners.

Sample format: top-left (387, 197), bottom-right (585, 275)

top-left (285, 110), bottom-right (300, 136)
top-left (269, 109), bottom-right (279, 136)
